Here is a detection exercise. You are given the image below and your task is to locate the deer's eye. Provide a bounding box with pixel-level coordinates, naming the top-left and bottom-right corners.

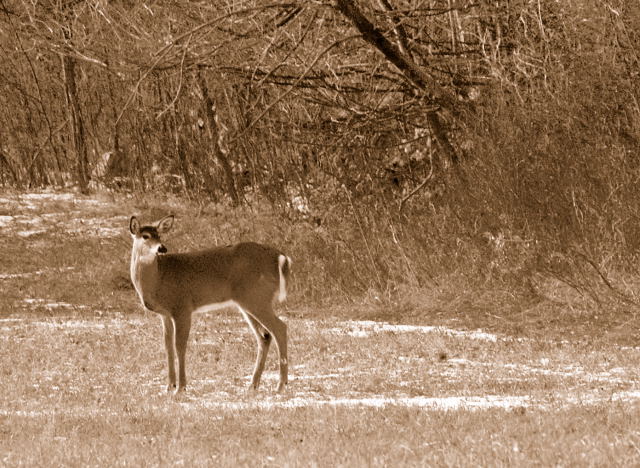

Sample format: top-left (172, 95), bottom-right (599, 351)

top-left (142, 233), bottom-right (150, 240)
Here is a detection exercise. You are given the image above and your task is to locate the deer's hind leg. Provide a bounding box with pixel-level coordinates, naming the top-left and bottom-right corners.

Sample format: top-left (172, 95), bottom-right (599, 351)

top-left (238, 301), bottom-right (288, 393)
top-left (234, 275), bottom-right (288, 393)
top-left (256, 311), bottom-right (288, 392)
top-left (239, 307), bottom-right (272, 390)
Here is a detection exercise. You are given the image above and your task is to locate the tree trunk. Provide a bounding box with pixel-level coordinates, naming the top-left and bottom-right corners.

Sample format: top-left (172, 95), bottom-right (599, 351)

top-left (197, 69), bottom-right (240, 205)
top-left (62, 34), bottom-right (90, 193)
top-left (334, 0), bottom-right (461, 166)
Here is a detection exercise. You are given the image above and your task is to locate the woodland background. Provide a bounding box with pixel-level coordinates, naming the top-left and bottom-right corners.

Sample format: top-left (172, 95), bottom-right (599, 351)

top-left (1, 0), bottom-right (639, 317)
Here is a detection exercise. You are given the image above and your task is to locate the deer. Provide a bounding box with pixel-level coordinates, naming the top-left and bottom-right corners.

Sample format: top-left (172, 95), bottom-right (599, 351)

top-left (128, 215), bottom-right (291, 393)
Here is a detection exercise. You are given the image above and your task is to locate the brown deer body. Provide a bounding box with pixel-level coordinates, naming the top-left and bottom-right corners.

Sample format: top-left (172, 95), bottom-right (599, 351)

top-left (129, 215), bottom-right (291, 393)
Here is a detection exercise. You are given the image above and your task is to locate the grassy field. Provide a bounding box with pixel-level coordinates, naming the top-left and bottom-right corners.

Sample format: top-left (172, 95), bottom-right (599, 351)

top-left (1, 190), bottom-right (640, 466)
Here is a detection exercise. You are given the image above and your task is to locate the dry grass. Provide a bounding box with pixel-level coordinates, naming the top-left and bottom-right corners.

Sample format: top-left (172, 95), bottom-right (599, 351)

top-left (2, 312), bottom-right (640, 466)
top-left (1, 190), bottom-right (640, 466)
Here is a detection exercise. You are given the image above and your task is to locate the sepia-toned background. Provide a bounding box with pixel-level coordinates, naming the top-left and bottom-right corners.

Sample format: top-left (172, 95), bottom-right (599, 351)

top-left (1, 1), bottom-right (639, 465)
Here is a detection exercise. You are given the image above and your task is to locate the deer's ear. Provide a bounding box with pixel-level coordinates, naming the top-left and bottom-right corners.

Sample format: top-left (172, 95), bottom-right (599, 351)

top-left (157, 215), bottom-right (175, 234)
top-left (129, 216), bottom-right (140, 235)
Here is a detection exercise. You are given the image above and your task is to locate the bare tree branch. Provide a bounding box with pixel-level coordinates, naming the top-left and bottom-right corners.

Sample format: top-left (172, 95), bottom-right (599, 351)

top-left (334, 0), bottom-right (458, 111)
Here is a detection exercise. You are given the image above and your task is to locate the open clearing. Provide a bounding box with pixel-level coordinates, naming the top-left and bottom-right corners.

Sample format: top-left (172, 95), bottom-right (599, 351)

top-left (1, 191), bottom-right (640, 466)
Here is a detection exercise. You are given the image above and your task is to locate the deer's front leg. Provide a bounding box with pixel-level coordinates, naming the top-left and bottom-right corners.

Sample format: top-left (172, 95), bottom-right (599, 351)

top-left (174, 312), bottom-right (192, 392)
top-left (162, 315), bottom-right (177, 391)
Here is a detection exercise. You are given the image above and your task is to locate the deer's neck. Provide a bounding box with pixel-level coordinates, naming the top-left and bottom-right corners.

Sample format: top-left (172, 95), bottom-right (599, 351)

top-left (130, 249), bottom-right (160, 309)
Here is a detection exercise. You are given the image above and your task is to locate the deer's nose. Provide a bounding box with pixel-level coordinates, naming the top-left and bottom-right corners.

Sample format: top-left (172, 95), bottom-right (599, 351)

top-left (158, 245), bottom-right (167, 254)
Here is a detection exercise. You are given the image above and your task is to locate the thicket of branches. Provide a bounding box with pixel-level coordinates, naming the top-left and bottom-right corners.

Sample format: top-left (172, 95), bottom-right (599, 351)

top-left (1, 1), bottom-right (639, 306)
